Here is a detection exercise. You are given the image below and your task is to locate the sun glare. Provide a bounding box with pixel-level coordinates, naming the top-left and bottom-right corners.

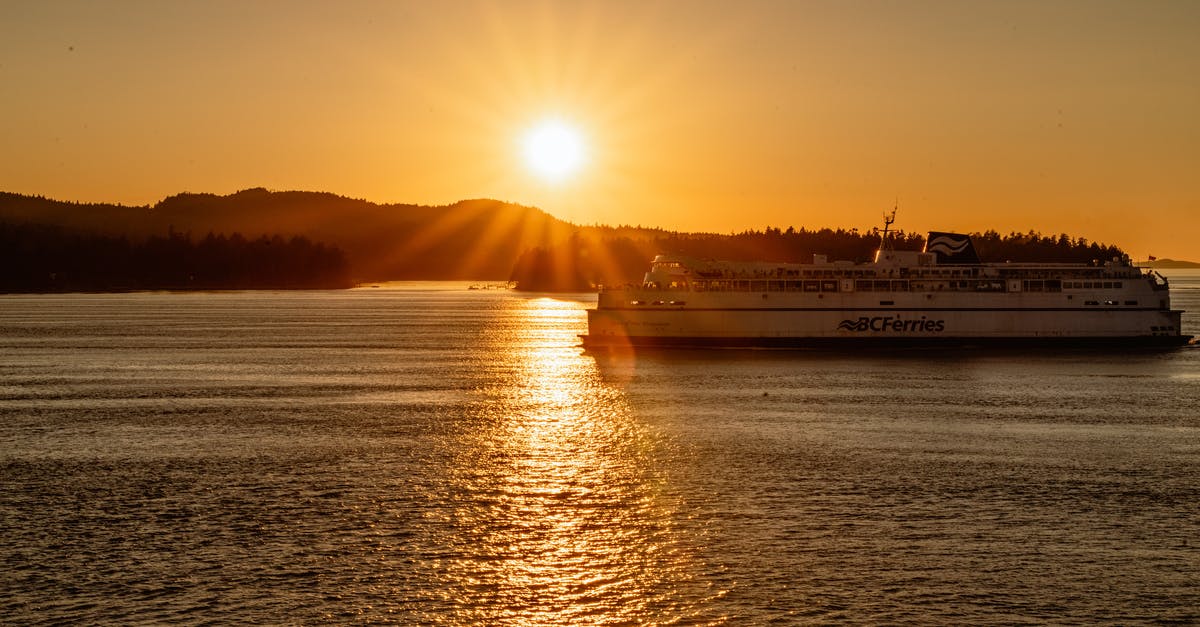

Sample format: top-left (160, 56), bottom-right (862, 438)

top-left (521, 119), bottom-right (587, 183)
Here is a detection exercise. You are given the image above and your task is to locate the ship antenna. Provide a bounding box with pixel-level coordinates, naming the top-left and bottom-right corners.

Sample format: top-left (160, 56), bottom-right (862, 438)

top-left (880, 205), bottom-right (897, 251)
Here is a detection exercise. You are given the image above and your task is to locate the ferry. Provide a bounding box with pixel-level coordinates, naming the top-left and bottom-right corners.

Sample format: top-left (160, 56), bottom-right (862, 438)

top-left (582, 214), bottom-right (1192, 348)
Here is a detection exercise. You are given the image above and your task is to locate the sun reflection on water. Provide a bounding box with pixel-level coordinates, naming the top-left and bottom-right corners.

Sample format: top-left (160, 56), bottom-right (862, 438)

top-left (431, 297), bottom-right (720, 624)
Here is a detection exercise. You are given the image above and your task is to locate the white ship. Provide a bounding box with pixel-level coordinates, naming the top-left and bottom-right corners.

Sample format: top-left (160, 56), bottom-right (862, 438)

top-left (583, 215), bottom-right (1192, 348)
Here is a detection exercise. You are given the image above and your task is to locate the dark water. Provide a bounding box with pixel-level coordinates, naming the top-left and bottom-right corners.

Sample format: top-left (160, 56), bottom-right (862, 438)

top-left (2, 274), bottom-right (1199, 625)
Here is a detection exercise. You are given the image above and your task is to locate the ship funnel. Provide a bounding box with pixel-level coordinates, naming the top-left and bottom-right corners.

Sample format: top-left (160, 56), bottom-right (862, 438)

top-left (924, 232), bottom-right (981, 264)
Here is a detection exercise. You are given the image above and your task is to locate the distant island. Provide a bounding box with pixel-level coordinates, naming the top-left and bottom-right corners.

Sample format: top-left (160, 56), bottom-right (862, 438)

top-left (0, 188), bottom-right (1140, 292)
top-left (1135, 258), bottom-right (1200, 269)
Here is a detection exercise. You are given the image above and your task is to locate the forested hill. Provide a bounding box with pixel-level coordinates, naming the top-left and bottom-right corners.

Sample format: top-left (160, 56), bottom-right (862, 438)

top-left (0, 189), bottom-right (575, 282)
top-left (2, 189), bottom-right (1129, 291)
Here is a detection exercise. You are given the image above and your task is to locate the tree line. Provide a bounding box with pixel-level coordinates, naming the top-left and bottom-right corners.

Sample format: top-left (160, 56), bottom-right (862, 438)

top-left (0, 222), bottom-right (352, 292)
top-left (508, 227), bottom-right (1128, 291)
top-left (970, 230), bottom-right (1124, 264)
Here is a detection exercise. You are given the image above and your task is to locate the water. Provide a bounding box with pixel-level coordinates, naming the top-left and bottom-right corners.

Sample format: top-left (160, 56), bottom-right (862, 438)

top-left (2, 273), bottom-right (1199, 624)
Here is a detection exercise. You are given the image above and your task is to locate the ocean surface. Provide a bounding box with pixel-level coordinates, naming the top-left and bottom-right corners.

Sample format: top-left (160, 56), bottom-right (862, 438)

top-left (2, 272), bottom-right (1199, 625)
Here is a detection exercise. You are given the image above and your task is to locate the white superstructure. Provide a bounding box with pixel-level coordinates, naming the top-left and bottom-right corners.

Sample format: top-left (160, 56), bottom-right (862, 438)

top-left (583, 220), bottom-right (1191, 348)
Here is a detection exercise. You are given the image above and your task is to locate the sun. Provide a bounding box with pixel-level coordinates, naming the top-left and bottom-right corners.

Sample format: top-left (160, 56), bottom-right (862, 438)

top-left (521, 119), bottom-right (587, 183)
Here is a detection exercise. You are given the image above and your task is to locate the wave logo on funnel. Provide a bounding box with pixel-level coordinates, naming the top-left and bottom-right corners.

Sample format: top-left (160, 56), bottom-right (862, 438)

top-left (923, 231), bottom-right (981, 264)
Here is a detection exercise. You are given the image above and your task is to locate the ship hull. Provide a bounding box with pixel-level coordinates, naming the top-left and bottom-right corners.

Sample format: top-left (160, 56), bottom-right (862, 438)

top-left (581, 334), bottom-right (1193, 349)
top-left (583, 306), bottom-right (1191, 348)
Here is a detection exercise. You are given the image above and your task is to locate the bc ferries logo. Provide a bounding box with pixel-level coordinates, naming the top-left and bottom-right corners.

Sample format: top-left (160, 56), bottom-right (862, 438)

top-left (923, 231), bottom-right (981, 264)
top-left (925, 234), bottom-right (971, 256)
top-left (838, 316), bottom-right (946, 333)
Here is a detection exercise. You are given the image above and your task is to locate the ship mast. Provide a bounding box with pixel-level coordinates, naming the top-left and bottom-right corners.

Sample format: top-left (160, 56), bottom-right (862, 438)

top-left (879, 205), bottom-right (897, 252)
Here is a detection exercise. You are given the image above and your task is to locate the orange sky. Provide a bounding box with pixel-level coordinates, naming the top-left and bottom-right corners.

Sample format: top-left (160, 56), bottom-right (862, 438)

top-left (3, 0), bottom-right (1198, 260)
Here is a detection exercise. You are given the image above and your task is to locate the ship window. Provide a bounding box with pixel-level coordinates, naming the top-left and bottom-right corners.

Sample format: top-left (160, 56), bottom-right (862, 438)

top-left (1113, 282), bottom-right (1122, 289)
top-left (1085, 300), bottom-right (1099, 306)
top-left (1083, 282), bottom-right (1093, 288)
top-left (873, 280), bottom-right (891, 291)
top-left (1124, 300), bottom-right (1137, 306)
top-left (1044, 280), bottom-right (1061, 292)
top-left (804, 280), bottom-right (820, 292)
top-left (880, 300), bottom-right (894, 306)
top-left (822, 281), bottom-right (838, 292)
top-left (856, 280), bottom-right (873, 291)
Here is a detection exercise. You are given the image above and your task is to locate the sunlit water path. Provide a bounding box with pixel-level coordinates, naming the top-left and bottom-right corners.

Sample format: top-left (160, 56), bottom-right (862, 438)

top-left (2, 273), bottom-right (1199, 624)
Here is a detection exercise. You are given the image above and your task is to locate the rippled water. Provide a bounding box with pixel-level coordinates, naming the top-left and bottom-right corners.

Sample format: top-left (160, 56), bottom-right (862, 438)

top-left (2, 274), bottom-right (1199, 624)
